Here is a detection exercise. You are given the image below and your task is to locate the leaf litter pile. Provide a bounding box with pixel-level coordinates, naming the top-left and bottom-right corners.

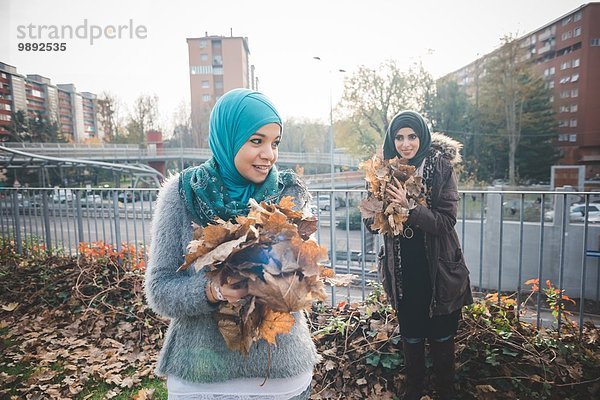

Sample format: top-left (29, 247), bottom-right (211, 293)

top-left (1, 246), bottom-right (599, 399)
top-left (179, 196), bottom-right (354, 354)
top-left (358, 156), bottom-right (426, 236)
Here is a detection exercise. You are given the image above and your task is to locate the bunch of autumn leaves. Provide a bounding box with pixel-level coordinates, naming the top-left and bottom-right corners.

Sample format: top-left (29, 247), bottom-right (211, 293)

top-left (179, 197), bottom-right (352, 354)
top-left (359, 156), bottom-right (426, 236)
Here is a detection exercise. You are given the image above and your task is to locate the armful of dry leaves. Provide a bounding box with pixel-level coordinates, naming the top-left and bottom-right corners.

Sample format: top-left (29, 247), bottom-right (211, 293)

top-left (178, 196), bottom-right (356, 354)
top-left (358, 156), bottom-right (426, 236)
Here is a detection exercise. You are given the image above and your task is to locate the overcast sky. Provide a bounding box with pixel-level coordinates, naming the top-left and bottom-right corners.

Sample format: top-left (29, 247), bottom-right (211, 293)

top-left (0, 0), bottom-right (587, 132)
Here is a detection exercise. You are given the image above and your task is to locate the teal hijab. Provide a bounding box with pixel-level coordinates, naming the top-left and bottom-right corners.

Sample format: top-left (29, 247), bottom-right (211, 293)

top-left (179, 89), bottom-right (283, 226)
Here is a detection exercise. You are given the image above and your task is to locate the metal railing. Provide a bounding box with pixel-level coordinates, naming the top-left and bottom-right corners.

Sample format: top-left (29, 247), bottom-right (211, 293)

top-left (1, 142), bottom-right (360, 167)
top-left (1, 186), bottom-right (599, 334)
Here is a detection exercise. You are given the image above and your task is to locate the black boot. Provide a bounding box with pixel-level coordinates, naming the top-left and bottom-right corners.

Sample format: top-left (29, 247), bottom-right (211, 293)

top-left (430, 337), bottom-right (455, 400)
top-left (402, 339), bottom-right (425, 400)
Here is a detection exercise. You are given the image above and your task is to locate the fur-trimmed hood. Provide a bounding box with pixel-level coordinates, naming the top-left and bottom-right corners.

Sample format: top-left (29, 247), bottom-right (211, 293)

top-left (431, 132), bottom-right (463, 165)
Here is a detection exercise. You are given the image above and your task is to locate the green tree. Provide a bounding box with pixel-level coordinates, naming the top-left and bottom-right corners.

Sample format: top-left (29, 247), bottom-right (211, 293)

top-left (5, 110), bottom-right (28, 141)
top-left (6, 110), bottom-right (62, 142)
top-left (337, 61), bottom-right (434, 156)
top-left (476, 37), bottom-right (559, 184)
top-left (515, 75), bottom-right (560, 182)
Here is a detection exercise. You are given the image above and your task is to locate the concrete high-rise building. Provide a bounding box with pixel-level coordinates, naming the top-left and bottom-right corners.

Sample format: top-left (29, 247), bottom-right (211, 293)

top-left (0, 62), bottom-right (98, 142)
top-left (440, 2), bottom-right (600, 179)
top-left (187, 34), bottom-right (257, 147)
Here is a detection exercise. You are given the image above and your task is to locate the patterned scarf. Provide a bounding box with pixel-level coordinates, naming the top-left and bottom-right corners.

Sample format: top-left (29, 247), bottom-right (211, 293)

top-left (179, 159), bottom-right (284, 226)
top-left (178, 88), bottom-right (284, 226)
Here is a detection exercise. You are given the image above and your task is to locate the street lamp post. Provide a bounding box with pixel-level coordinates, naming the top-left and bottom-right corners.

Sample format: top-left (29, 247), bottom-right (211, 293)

top-left (313, 56), bottom-right (345, 191)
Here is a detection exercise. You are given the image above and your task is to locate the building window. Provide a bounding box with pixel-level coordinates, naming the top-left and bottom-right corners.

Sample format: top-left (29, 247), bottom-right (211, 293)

top-left (561, 31), bottom-right (573, 41)
top-left (560, 61), bottom-right (571, 70)
top-left (560, 105), bottom-right (569, 113)
top-left (574, 27), bottom-right (581, 37)
top-left (572, 58), bottom-right (580, 67)
top-left (571, 73), bottom-right (579, 82)
top-left (548, 80), bottom-right (555, 89)
top-left (215, 81), bottom-right (223, 89)
top-left (202, 94), bottom-right (211, 102)
top-left (574, 11), bottom-right (582, 22)
top-left (592, 38), bottom-right (600, 46)
top-left (569, 134), bottom-right (577, 142)
top-left (213, 67), bottom-right (223, 75)
top-left (199, 40), bottom-right (207, 48)
top-left (571, 104), bottom-right (578, 112)
top-left (549, 95), bottom-right (554, 103)
top-left (562, 16), bottom-right (572, 26)
top-left (558, 134), bottom-right (568, 141)
top-left (200, 53), bottom-right (208, 61)
top-left (559, 120), bottom-right (569, 127)
top-left (0, 114), bottom-right (10, 121)
top-left (191, 65), bottom-right (212, 75)
top-left (571, 88), bottom-right (579, 97)
top-left (201, 80), bottom-right (209, 88)
top-left (0, 73), bottom-right (6, 79)
top-left (212, 40), bottom-right (221, 49)
top-left (570, 118), bottom-right (577, 127)
top-left (559, 76), bottom-right (571, 84)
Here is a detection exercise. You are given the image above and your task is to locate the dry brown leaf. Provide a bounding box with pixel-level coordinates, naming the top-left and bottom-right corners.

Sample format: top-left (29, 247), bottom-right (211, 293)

top-left (323, 273), bottom-right (358, 287)
top-left (248, 273), bottom-right (313, 312)
top-left (296, 217), bottom-right (318, 240)
top-left (278, 196), bottom-right (296, 209)
top-left (259, 307), bottom-right (295, 345)
top-left (192, 234), bottom-right (252, 272)
top-left (1, 303), bottom-right (19, 312)
top-left (133, 387), bottom-right (155, 400)
top-left (358, 196), bottom-right (383, 219)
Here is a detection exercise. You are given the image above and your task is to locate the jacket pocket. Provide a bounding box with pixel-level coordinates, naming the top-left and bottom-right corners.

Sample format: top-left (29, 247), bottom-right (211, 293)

top-left (436, 252), bottom-right (469, 304)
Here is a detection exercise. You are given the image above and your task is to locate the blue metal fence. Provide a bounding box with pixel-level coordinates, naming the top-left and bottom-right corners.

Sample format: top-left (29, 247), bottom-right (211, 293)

top-left (2, 186), bottom-right (599, 333)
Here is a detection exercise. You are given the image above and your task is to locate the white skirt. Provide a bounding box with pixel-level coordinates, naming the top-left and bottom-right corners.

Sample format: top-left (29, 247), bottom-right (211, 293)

top-left (167, 371), bottom-right (312, 400)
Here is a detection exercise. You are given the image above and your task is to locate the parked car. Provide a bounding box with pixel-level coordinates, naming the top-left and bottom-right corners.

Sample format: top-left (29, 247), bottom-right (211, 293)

top-left (117, 191), bottom-right (134, 203)
top-left (313, 195), bottom-right (345, 211)
top-left (544, 203), bottom-right (600, 222)
top-left (81, 194), bottom-right (103, 208)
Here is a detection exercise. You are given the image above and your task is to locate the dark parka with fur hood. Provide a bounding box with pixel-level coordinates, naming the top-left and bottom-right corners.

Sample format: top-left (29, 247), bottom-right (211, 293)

top-left (368, 133), bottom-right (473, 317)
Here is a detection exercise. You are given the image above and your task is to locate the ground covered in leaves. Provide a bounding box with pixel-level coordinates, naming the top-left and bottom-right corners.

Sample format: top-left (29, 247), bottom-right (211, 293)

top-left (1, 247), bottom-right (599, 399)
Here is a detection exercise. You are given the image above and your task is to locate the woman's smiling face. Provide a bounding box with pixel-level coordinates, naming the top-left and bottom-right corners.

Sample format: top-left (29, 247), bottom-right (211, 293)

top-left (394, 127), bottom-right (420, 160)
top-left (234, 122), bottom-right (281, 183)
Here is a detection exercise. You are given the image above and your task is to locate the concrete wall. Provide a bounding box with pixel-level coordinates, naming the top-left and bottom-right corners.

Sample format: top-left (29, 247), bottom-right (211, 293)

top-left (458, 188), bottom-right (600, 300)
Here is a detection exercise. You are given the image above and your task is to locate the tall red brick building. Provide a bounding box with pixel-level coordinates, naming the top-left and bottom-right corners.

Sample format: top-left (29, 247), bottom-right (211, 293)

top-left (186, 34), bottom-right (257, 148)
top-left (441, 2), bottom-right (600, 180)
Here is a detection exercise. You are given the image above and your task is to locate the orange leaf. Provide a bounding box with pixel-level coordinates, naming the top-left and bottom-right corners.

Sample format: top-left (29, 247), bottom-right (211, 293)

top-left (278, 196), bottom-right (296, 210)
top-left (259, 308), bottom-right (295, 345)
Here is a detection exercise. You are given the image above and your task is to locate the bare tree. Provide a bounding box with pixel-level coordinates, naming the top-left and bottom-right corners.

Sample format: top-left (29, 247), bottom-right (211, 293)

top-left (480, 36), bottom-right (532, 185)
top-left (126, 94), bottom-right (159, 144)
top-left (337, 60), bottom-right (434, 156)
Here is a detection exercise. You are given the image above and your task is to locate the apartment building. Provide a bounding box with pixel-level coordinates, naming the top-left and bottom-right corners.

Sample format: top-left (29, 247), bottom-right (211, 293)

top-left (440, 3), bottom-right (600, 179)
top-left (187, 34), bottom-right (257, 147)
top-left (0, 62), bottom-right (99, 142)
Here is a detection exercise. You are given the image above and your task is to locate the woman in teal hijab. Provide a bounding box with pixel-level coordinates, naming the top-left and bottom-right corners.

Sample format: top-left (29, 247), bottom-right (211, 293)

top-left (146, 88), bottom-right (317, 399)
top-left (180, 88), bottom-right (294, 225)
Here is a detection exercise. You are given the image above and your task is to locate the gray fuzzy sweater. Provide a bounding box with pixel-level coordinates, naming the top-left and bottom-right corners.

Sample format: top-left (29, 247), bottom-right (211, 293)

top-left (144, 174), bottom-right (320, 382)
